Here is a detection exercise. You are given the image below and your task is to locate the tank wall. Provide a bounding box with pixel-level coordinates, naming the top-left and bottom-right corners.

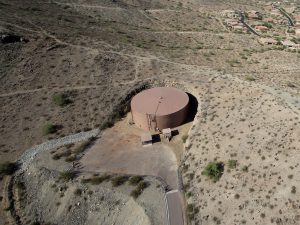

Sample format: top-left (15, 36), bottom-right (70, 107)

top-left (131, 103), bottom-right (189, 130)
top-left (131, 110), bottom-right (150, 130)
top-left (155, 105), bottom-right (188, 130)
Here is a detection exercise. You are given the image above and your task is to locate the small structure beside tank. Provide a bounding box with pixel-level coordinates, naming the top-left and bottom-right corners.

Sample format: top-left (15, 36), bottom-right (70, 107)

top-left (162, 128), bottom-right (172, 141)
top-left (141, 133), bottom-right (152, 146)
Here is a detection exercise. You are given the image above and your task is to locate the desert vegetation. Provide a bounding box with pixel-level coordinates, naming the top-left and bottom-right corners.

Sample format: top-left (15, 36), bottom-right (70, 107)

top-left (202, 162), bottom-right (224, 182)
top-left (0, 0), bottom-right (299, 224)
top-left (0, 162), bottom-right (16, 176)
top-left (52, 93), bottom-right (70, 107)
top-left (59, 170), bottom-right (77, 181)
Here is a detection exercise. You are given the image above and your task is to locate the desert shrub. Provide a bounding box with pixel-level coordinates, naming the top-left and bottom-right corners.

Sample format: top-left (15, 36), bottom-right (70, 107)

top-left (137, 181), bottom-right (149, 190)
top-left (52, 93), bottom-right (69, 107)
top-left (52, 150), bottom-right (73, 161)
top-left (65, 155), bottom-right (76, 162)
top-left (245, 75), bottom-right (256, 81)
top-left (188, 213), bottom-right (195, 221)
top-left (59, 170), bottom-right (76, 181)
top-left (227, 59), bottom-right (241, 66)
top-left (129, 176), bottom-right (143, 185)
top-left (291, 186), bottom-right (296, 194)
top-left (101, 121), bottom-right (114, 129)
top-left (43, 123), bottom-right (56, 135)
top-left (90, 175), bottom-right (111, 185)
top-left (81, 178), bottom-right (91, 184)
top-left (182, 135), bottom-right (188, 143)
top-left (130, 181), bottom-right (149, 199)
top-left (287, 81), bottom-right (296, 88)
top-left (0, 162), bottom-right (16, 175)
top-left (187, 204), bottom-right (194, 212)
top-left (130, 189), bottom-right (141, 199)
top-left (111, 176), bottom-right (128, 187)
top-left (227, 160), bottom-right (237, 169)
top-left (202, 162), bottom-right (224, 182)
top-left (242, 166), bottom-right (248, 172)
top-left (60, 150), bottom-right (72, 157)
top-left (186, 204), bottom-right (198, 222)
top-left (52, 154), bottom-right (61, 160)
top-left (73, 140), bottom-right (92, 154)
top-left (262, 22), bottom-right (272, 28)
top-left (111, 111), bottom-right (123, 122)
top-left (74, 188), bottom-right (82, 196)
top-left (31, 222), bottom-right (41, 225)
top-left (81, 175), bottom-right (111, 185)
top-left (16, 181), bottom-right (25, 190)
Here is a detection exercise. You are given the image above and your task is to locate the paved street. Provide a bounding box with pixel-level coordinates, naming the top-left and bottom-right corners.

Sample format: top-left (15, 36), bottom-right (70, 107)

top-left (166, 190), bottom-right (184, 225)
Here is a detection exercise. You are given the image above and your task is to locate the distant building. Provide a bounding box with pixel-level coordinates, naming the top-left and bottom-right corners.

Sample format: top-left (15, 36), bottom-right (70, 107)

top-left (247, 10), bottom-right (262, 20)
top-left (278, 18), bottom-right (289, 25)
top-left (221, 10), bottom-right (239, 18)
top-left (259, 38), bottom-right (277, 45)
top-left (270, 9), bottom-right (281, 17)
top-left (281, 40), bottom-right (299, 48)
top-left (255, 25), bottom-right (269, 32)
top-left (294, 15), bottom-right (300, 27)
top-left (263, 17), bottom-right (275, 23)
top-left (225, 19), bottom-right (241, 28)
top-left (224, 19), bottom-right (246, 32)
top-left (294, 15), bottom-right (300, 22)
top-left (284, 7), bottom-right (296, 14)
top-left (264, 4), bottom-right (273, 11)
top-left (232, 25), bottom-right (245, 31)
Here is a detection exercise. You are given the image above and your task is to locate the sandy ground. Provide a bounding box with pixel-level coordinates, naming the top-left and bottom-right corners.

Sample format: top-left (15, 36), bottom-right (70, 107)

top-left (182, 75), bottom-right (300, 225)
top-left (10, 144), bottom-right (168, 225)
top-left (80, 114), bottom-right (189, 189)
top-left (1, 0), bottom-right (299, 165)
top-left (1, 0), bottom-right (300, 224)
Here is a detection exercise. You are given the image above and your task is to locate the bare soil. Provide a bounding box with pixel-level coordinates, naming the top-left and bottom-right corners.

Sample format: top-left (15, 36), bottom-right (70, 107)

top-left (0, 0), bottom-right (300, 224)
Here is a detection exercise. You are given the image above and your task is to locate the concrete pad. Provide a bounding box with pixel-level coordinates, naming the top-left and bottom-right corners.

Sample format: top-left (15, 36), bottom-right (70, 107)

top-left (80, 119), bottom-right (179, 189)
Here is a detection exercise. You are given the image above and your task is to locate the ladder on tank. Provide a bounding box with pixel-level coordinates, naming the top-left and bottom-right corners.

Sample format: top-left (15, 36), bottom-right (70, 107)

top-left (146, 96), bottom-right (163, 131)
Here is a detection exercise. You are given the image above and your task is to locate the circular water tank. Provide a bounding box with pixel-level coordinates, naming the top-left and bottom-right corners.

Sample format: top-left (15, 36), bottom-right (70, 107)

top-left (131, 87), bottom-right (189, 130)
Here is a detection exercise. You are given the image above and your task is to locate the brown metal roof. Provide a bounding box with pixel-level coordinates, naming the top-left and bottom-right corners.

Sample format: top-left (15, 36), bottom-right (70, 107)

top-left (131, 87), bottom-right (189, 116)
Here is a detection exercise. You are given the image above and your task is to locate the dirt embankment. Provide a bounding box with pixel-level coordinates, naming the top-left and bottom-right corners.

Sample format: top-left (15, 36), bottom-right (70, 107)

top-left (4, 145), bottom-right (167, 225)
